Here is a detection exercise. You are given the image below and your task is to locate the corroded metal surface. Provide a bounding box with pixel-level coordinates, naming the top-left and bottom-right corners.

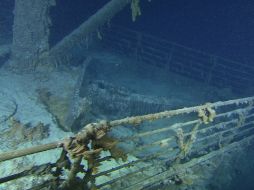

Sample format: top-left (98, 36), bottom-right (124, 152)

top-left (0, 96), bottom-right (254, 189)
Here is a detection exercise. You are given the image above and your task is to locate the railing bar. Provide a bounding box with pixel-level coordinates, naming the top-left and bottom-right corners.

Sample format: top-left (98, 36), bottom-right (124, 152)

top-left (123, 119), bottom-right (253, 156)
top-left (95, 163), bottom-right (156, 188)
top-left (109, 25), bottom-right (254, 72)
top-left (196, 121), bottom-right (254, 143)
top-left (104, 26), bottom-right (254, 80)
top-left (96, 132), bottom-right (254, 189)
top-left (94, 151), bottom-right (167, 178)
top-left (191, 125), bottom-right (254, 156)
top-left (0, 163), bottom-right (56, 184)
top-left (0, 97), bottom-right (253, 163)
top-left (103, 35), bottom-right (254, 81)
top-left (121, 120), bottom-right (198, 141)
top-left (0, 142), bottom-right (63, 162)
top-left (123, 134), bottom-right (254, 190)
top-left (109, 97), bottom-right (254, 127)
top-left (120, 108), bottom-right (254, 141)
top-left (95, 114), bottom-right (254, 165)
top-left (95, 124), bottom-right (254, 180)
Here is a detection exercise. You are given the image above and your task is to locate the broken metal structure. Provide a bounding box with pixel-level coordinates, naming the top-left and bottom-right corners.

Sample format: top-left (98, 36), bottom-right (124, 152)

top-left (8, 0), bottom-right (134, 71)
top-left (1, 0), bottom-right (254, 189)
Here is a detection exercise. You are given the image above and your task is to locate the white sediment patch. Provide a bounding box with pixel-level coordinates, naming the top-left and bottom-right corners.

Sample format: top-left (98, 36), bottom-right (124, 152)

top-left (0, 68), bottom-right (75, 189)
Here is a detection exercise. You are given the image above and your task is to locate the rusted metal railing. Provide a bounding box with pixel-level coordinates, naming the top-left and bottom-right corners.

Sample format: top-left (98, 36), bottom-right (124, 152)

top-left (0, 96), bottom-right (254, 189)
top-left (101, 25), bottom-right (254, 95)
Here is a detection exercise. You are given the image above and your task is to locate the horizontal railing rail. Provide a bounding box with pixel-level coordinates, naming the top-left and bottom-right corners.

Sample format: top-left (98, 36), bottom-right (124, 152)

top-left (0, 96), bottom-right (254, 189)
top-left (101, 25), bottom-right (254, 95)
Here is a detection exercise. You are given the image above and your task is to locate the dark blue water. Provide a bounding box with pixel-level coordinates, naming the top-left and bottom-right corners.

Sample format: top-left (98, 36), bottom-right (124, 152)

top-left (50, 0), bottom-right (254, 64)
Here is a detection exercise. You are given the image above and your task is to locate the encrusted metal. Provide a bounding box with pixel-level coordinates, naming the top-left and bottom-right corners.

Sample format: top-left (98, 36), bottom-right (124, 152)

top-left (0, 96), bottom-right (254, 189)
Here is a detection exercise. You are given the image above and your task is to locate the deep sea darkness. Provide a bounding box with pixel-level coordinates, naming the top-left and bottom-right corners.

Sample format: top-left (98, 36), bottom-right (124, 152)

top-left (50, 0), bottom-right (254, 65)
